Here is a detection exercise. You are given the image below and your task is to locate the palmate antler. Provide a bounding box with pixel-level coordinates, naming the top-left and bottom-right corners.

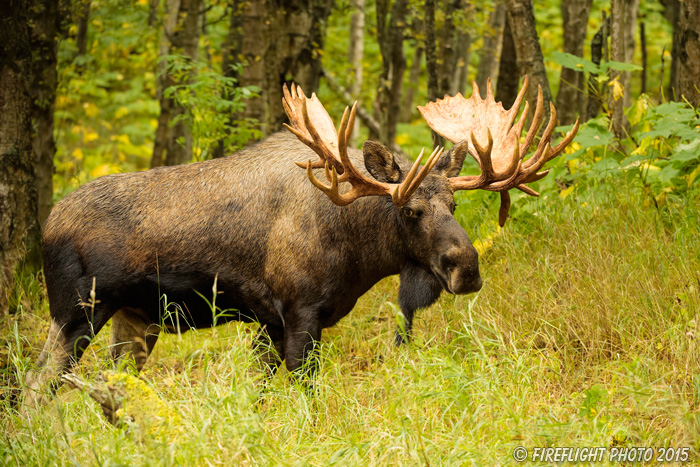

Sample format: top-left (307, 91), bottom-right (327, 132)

top-left (418, 76), bottom-right (580, 226)
top-left (283, 84), bottom-right (444, 206)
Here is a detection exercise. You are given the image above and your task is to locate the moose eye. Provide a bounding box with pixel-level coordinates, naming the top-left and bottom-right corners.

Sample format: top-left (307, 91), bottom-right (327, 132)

top-left (451, 203), bottom-right (457, 214)
top-left (403, 207), bottom-right (420, 218)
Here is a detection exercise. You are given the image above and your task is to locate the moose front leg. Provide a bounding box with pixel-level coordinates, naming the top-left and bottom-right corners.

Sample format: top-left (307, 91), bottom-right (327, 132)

top-left (396, 264), bottom-right (443, 345)
top-left (283, 309), bottom-right (322, 380)
top-left (253, 325), bottom-right (285, 378)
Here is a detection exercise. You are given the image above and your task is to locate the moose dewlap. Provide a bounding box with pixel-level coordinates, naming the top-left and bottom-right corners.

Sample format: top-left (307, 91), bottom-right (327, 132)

top-left (25, 80), bottom-right (578, 404)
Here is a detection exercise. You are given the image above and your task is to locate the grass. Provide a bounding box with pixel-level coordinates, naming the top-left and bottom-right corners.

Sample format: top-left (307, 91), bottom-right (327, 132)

top-left (1, 179), bottom-right (699, 466)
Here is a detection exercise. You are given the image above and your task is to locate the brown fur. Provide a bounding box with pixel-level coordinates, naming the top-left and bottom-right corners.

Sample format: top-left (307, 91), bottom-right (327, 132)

top-left (29, 131), bottom-right (482, 398)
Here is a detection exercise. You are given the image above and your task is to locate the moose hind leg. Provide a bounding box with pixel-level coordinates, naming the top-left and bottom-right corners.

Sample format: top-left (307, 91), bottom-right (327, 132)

top-left (24, 310), bottom-right (111, 407)
top-left (110, 308), bottom-right (160, 372)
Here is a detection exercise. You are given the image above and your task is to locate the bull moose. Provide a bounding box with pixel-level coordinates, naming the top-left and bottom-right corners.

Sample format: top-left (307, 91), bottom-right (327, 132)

top-left (26, 78), bottom-right (578, 402)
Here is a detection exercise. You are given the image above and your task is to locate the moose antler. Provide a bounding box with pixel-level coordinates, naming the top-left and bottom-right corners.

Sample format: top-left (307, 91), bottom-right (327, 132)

top-left (418, 76), bottom-right (580, 226)
top-left (283, 83), bottom-right (444, 206)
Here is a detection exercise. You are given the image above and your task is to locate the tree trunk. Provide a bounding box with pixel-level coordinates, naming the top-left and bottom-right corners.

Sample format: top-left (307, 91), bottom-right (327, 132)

top-left (504, 0), bottom-right (552, 122)
top-left (148, 0), bottom-right (160, 26)
top-left (495, 14), bottom-right (518, 109)
top-left (663, 0), bottom-right (681, 100)
top-left (452, 29), bottom-right (471, 95)
top-left (424, 0), bottom-right (443, 146)
top-left (239, 0), bottom-right (333, 136)
top-left (475, 1), bottom-right (506, 93)
top-left (622, 0), bottom-right (639, 107)
top-left (376, 0), bottom-right (408, 145)
top-left (556, 0), bottom-right (592, 125)
top-left (152, 0), bottom-right (201, 168)
top-left (675, 0), bottom-right (700, 107)
top-left (401, 46), bottom-right (423, 122)
top-left (75, 0), bottom-right (91, 58)
top-left (212, 0), bottom-right (244, 159)
top-left (437, 0), bottom-right (461, 96)
top-left (586, 13), bottom-right (607, 120)
top-left (29, 0), bottom-right (69, 228)
top-left (609, 0), bottom-right (628, 139)
top-left (348, 0), bottom-right (365, 144)
top-left (0, 0), bottom-right (42, 315)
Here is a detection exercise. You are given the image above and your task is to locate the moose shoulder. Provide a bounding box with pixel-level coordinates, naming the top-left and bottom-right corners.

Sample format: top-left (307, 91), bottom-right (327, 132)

top-left (26, 80), bottom-right (578, 403)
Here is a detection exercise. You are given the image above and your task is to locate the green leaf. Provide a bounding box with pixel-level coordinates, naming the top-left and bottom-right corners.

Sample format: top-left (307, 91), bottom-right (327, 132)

top-left (550, 52), bottom-right (601, 74)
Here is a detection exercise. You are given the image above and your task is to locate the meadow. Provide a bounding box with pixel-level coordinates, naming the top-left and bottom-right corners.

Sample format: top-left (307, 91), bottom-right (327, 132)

top-left (2, 177), bottom-right (698, 466)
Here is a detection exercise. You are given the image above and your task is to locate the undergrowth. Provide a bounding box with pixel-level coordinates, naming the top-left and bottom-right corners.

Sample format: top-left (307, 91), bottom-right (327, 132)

top-left (1, 179), bottom-right (698, 466)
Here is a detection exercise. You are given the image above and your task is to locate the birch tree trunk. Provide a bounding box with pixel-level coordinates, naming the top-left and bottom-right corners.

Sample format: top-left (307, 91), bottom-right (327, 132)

top-left (675, 0), bottom-right (700, 106)
top-left (0, 0), bottom-right (42, 315)
top-left (504, 0), bottom-right (552, 121)
top-left (475, 1), bottom-right (506, 93)
top-left (556, 0), bottom-right (592, 125)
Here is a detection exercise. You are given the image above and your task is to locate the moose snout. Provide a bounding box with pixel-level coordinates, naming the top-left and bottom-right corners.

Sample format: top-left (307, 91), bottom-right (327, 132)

top-left (438, 245), bottom-right (482, 294)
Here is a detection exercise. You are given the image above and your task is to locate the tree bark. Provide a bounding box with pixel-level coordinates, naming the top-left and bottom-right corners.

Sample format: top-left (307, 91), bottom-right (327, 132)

top-left (376, 0), bottom-right (408, 145)
top-left (401, 46), bottom-right (423, 122)
top-left (0, 0), bottom-right (42, 315)
top-left (152, 0), bottom-right (202, 168)
top-left (475, 1), bottom-right (506, 93)
top-left (75, 0), bottom-right (91, 58)
top-left (504, 0), bottom-right (552, 122)
top-left (622, 0), bottom-right (639, 107)
top-left (556, 0), bottom-right (592, 125)
top-left (437, 0), bottom-right (461, 96)
top-left (348, 0), bottom-right (365, 144)
top-left (495, 14), bottom-right (518, 109)
top-left (586, 13), bottom-right (607, 121)
top-left (212, 0), bottom-right (244, 159)
top-left (29, 0), bottom-right (69, 228)
top-left (239, 0), bottom-right (333, 136)
top-left (609, 0), bottom-right (628, 139)
top-left (424, 0), bottom-right (443, 146)
top-left (663, 0), bottom-right (681, 100)
top-left (675, 0), bottom-right (700, 107)
top-left (452, 29), bottom-right (471, 95)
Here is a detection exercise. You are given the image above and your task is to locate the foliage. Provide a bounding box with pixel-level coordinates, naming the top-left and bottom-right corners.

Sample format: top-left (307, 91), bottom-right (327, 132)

top-left (3, 181), bottom-right (699, 464)
top-left (162, 55), bottom-right (262, 159)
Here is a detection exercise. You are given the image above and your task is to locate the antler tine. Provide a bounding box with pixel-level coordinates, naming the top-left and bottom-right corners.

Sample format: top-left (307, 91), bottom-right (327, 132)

top-left (486, 78), bottom-right (494, 101)
top-left (336, 104), bottom-right (353, 182)
top-left (472, 81), bottom-right (481, 100)
top-left (519, 85), bottom-right (543, 157)
top-left (471, 130), bottom-right (496, 180)
top-left (546, 116), bottom-right (581, 162)
top-left (398, 146), bottom-right (444, 203)
top-left (300, 97), bottom-right (345, 174)
top-left (507, 75), bottom-right (529, 119)
top-left (523, 102), bottom-right (557, 171)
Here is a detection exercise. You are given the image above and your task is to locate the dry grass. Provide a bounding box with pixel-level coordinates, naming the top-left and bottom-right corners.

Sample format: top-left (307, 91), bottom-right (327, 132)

top-left (1, 182), bottom-right (699, 465)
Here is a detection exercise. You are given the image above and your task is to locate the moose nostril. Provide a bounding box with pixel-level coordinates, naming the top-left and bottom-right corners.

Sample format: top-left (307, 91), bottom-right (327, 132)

top-left (439, 254), bottom-right (456, 272)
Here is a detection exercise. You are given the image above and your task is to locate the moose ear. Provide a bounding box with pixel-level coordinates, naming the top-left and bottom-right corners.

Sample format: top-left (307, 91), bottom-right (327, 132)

top-left (433, 140), bottom-right (469, 178)
top-left (363, 141), bottom-right (401, 182)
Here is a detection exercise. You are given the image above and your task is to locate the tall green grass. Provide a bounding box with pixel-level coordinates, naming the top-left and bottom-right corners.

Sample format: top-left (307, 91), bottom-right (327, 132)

top-left (1, 180), bottom-right (698, 466)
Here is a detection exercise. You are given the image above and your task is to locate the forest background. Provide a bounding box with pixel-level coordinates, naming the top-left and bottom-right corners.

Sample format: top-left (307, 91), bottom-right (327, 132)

top-left (1, 0), bottom-right (700, 465)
